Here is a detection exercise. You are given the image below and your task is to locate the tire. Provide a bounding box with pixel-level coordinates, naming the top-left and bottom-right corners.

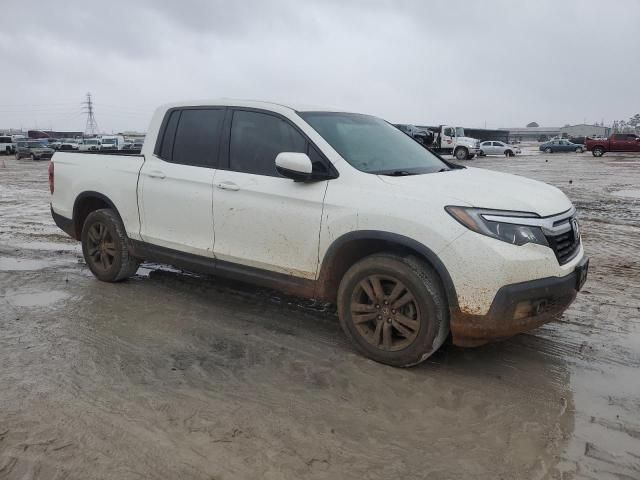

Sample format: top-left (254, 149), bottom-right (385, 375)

top-left (465, 153), bottom-right (475, 160)
top-left (454, 147), bottom-right (468, 161)
top-left (575, 147), bottom-right (583, 153)
top-left (544, 147), bottom-right (552, 154)
top-left (30, 154), bottom-right (36, 161)
top-left (505, 150), bottom-right (514, 157)
top-left (15, 153), bottom-right (20, 160)
top-left (478, 150), bottom-right (485, 157)
top-left (337, 253), bottom-right (449, 367)
top-left (592, 147), bottom-right (604, 157)
top-left (81, 208), bottom-right (140, 282)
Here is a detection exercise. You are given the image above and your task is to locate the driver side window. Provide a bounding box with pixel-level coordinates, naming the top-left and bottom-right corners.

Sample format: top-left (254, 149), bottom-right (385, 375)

top-left (229, 110), bottom-right (306, 177)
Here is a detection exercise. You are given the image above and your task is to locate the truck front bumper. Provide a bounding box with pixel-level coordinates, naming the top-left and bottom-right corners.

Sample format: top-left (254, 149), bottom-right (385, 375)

top-left (450, 257), bottom-right (588, 346)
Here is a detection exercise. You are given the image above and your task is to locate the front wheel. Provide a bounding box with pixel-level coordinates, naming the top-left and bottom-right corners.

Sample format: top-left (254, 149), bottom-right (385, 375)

top-left (337, 254), bottom-right (449, 367)
top-left (575, 147), bottom-right (583, 153)
top-left (30, 154), bottom-right (36, 161)
top-left (454, 148), bottom-right (468, 161)
top-left (592, 147), bottom-right (604, 157)
top-left (505, 150), bottom-right (514, 157)
top-left (544, 147), bottom-right (552, 154)
top-left (81, 208), bottom-right (140, 282)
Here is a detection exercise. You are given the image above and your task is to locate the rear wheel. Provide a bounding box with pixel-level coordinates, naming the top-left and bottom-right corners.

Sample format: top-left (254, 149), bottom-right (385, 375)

top-left (337, 254), bottom-right (449, 367)
top-left (592, 147), bottom-right (604, 157)
top-left (81, 208), bottom-right (140, 282)
top-left (544, 147), bottom-right (552, 154)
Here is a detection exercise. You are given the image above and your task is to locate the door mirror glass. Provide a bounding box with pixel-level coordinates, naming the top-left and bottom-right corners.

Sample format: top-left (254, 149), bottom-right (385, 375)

top-left (275, 152), bottom-right (313, 181)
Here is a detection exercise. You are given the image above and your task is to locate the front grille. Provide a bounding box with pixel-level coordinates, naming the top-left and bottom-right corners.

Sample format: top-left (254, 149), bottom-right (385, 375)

top-left (546, 219), bottom-right (580, 265)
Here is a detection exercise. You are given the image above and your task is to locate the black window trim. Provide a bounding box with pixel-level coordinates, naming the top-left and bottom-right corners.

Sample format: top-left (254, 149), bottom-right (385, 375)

top-left (154, 105), bottom-right (338, 179)
top-left (153, 106), bottom-right (227, 169)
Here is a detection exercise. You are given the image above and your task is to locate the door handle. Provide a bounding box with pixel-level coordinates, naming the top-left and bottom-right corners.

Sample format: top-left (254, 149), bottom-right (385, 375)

top-left (216, 181), bottom-right (240, 191)
top-left (148, 170), bottom-right (166, 179)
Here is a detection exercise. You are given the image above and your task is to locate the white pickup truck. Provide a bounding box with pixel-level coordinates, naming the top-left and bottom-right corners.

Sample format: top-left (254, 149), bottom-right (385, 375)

top-left (50, 99), bottom-right (588, 367)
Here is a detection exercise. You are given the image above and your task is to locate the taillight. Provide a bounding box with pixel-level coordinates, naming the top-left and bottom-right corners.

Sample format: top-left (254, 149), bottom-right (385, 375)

top-left (48, 161), bottom-right (54, 194)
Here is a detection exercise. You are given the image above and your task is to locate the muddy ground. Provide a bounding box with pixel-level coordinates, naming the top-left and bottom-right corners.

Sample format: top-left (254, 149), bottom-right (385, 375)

top-left (0, 151), bottom-right (638, 479)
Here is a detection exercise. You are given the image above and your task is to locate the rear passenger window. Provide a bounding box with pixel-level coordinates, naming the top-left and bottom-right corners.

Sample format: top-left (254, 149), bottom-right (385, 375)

top-left (171, 109), bottom-right (225, 167)
top-left (229, 110), bottom-right (306, 176)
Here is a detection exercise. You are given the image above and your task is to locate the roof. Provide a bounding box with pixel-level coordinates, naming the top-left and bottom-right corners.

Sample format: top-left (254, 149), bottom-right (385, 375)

top-left (156, 98), bottom-right (348, 114)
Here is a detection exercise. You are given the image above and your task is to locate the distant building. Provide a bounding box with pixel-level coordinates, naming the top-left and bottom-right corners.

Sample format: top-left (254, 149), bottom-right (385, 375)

top-left (500, 126), bottom-right (561, 142)
top-left (559, 124), bottom-right (611, 138)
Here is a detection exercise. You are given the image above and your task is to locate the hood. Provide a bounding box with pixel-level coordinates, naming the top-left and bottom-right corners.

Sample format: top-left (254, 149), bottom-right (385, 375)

top-left (457, 136), bottom-right (478, 145)
top-left (377, 167), bottom-right (572, 217)
top-left (32, 147), bottom-right (54, 153)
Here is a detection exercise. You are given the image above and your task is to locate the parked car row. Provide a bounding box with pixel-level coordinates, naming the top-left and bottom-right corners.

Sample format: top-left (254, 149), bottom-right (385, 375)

top-left (2, 134), bottom-right (146, 155)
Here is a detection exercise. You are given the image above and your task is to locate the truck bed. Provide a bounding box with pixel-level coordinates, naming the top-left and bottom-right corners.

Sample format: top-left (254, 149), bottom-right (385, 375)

top-left (51, 151), bottom-right (146, 241)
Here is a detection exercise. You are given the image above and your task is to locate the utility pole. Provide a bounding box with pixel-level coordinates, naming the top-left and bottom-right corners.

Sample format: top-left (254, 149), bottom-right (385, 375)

top-left (82, 92), bottom-right (99, 137)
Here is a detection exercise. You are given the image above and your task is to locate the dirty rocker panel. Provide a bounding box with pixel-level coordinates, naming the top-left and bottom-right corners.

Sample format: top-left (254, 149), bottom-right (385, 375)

top-left (128, 240), bottom-right (316, 297)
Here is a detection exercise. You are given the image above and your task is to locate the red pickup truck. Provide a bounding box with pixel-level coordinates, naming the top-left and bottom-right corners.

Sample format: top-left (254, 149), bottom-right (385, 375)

top-left (585, 133), bottom-right (640, 157)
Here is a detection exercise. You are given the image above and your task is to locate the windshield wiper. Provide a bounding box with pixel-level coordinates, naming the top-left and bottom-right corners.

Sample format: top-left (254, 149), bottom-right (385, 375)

top-left (378, 170), bottom-right (416, 176)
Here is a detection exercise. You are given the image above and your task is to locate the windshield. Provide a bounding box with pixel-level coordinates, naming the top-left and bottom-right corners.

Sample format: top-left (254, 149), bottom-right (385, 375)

top-left (455, 127), bottom-right (465, 137)
top-left (299, 112), bottom-right (450, 175)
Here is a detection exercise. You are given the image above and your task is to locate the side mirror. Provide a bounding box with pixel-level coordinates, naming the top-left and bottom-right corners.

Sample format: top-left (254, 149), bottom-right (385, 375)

top-left (275, 152), bottom-right (313, 182)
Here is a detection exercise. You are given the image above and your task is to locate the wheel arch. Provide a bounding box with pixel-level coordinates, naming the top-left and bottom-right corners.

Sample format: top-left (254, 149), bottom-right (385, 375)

top-left (316, 231), bottom-right (458, 308)
top-left (72, 191), bottom-right (126, 240)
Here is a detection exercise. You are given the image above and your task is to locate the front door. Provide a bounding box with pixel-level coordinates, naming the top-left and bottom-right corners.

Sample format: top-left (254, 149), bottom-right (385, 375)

top-left (139, 108), bottom-right (225, 257)
top-left (212, 109), bottom-right (327, 279)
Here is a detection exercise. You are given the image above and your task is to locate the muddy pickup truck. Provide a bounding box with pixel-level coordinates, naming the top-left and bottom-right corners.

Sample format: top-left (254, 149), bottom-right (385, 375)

top-left (49, 100), bottom-right (588, 367)
top-left (586, 133), bottom-right (640, 157)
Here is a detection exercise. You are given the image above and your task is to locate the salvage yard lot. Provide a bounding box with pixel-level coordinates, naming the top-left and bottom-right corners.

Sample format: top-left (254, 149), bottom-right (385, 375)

top-left (0, 152), bottom-right (639, 479)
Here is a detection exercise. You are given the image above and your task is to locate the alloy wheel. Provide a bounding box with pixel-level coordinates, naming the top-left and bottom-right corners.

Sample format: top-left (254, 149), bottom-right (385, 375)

top-left (86, 222), bottom-right (117, 273)
top-left (350, 274), bottom-right (421, 351)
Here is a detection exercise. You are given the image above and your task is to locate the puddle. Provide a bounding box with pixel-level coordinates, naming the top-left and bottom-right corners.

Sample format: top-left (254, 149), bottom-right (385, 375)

top-left (6, 290), bottom-right (70, 307)
top-left (0, 257), bottom-right (58, 271)
top-left (611, 189), bottom-right (640, 199)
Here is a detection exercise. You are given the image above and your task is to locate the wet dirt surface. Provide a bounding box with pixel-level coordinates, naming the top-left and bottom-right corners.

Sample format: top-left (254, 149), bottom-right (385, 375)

top-left (0, 152), bottom-right (638, 479)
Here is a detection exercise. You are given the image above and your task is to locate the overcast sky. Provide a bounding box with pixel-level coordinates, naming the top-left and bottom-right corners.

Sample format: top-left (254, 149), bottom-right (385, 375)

top-left (1, 0), bottom-right (638, 133)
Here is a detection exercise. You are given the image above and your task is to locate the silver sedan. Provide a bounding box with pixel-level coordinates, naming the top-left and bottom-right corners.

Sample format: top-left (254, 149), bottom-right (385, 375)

top-left (479, 141), bottom-right (521, 157)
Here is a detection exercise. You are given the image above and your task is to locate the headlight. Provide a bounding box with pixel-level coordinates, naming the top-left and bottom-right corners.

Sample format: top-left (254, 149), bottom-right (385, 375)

top-left (445, 206), bottom-right (548, 246)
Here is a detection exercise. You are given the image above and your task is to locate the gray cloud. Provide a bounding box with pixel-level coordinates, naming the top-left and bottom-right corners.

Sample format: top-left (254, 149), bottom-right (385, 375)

top-left (1, 0), bottom-right (639, 133)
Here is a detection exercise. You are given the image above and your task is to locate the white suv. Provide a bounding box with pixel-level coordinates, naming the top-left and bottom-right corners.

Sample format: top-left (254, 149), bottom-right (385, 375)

top-left (50, 100), bottom-right (588, 367)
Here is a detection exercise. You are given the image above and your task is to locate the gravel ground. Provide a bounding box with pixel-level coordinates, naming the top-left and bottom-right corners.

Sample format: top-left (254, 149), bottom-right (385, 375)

top-left (0, 151), bottom-right (638, 479)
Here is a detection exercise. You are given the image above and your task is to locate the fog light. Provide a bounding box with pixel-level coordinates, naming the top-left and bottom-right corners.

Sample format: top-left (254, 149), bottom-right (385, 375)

top-left (513, 301), bottom-right (533, 320)
top-left (513, 299), bottom-right (548, 320)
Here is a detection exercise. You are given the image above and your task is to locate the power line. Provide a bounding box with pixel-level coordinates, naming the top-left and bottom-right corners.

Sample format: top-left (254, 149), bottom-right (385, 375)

top-left (82, 92), bottom-right (99, 135)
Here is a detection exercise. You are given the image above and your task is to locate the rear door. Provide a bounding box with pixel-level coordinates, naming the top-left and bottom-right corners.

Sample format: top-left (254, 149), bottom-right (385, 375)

top-left (211, 109), bottom-right (328, 279)
top-left (631, 135), bottom-right (640, 152)
top-left (139, 107), bottom-right (225, 256)
top-left (609, 134), bottom-right (624, 152)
